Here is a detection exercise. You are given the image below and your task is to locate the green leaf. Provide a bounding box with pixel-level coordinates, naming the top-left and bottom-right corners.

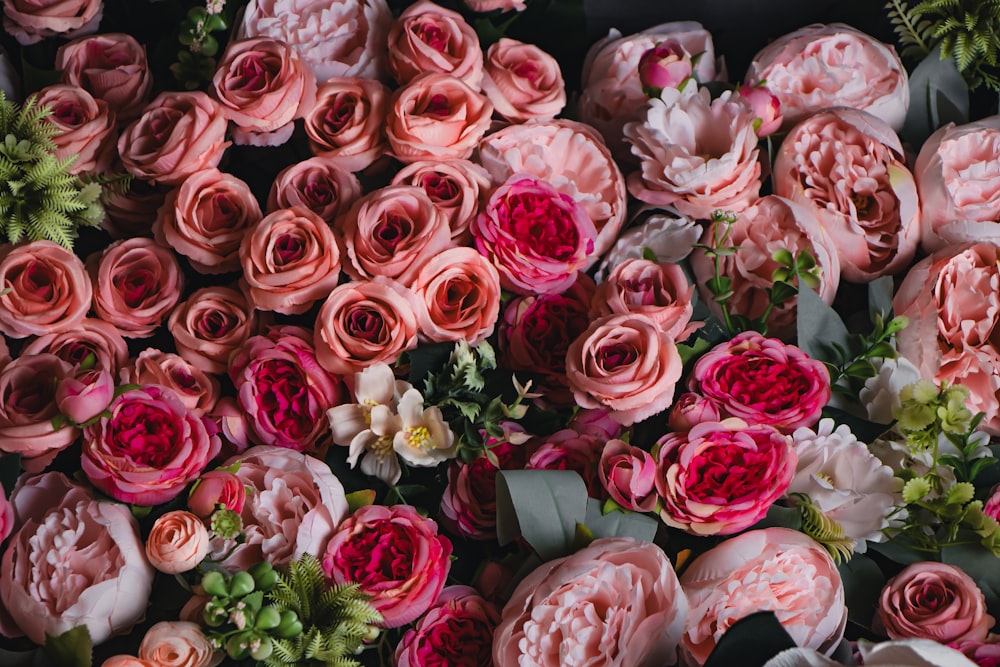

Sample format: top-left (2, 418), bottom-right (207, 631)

top-left (868, 276), bottom-right (896, 324)
top-left (902, 44), bottom-right (970, 147)
top-left (749, 504), bottom-right (803, 531)
top-left (903, 476), bottom-right (932, 503)
top-left (583, 498), bottom-right (658, 543)
top-left (344, 490), bottom-right (376, 512)
top-left (796, 285), bottom-right (851, 368)
top-left (641, 246), bottom-right (658, 262)
top-left (942, 541), bottom-right (1000, 620)
top-left (676, 337), bottom-right (711, 366)
top-left (768, 281), bottom-right (798, 306)
top-left (703, 612), bottom-right (796, 667)
top-left (44, 626), bottom-right (92, 667)
top-left (495, 470), bottom-right (588, 561)
top-left (838, 553), bottom-right (885, 630)
top-left (771, 248), bottom-right (794, 266)
top-left (946, 482), bottom-right (976, 505)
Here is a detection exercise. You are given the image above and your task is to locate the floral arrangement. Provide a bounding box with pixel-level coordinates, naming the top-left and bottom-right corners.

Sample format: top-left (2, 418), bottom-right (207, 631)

top-left (1, 0), bottom-right (1000, 666)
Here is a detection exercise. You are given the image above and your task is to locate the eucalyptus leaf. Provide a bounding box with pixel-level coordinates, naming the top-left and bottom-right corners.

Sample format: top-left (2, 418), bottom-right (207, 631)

top-left (796, 284), bottom-right (851, 367)
top-left (867, 276), bottom-right (895, 325)
top-left (902, 45), bottom-right (970, 149)
top-left (43, 626), bottom-right (91, 667)
top-left (942, 541), bottom-right (1000, 619)
top-left (838, 553), bottom-right (885, 630)
top-left (495, 470), bottom-right (588, 561)
top-left (703, 612), bottom-right (796, 667)
top-left (583, 498), bottom-right (658, 543)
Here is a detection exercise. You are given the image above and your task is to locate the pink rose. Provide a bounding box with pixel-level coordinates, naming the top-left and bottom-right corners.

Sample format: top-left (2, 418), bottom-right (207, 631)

top-left (82, 384), bottom-right (221, 506)
top-left (211, 37), bottom-right (317, 147)
top-left (239, 206), bottom-right (342, 315)
top-left (0, 240), bottom-right (91, 339)
top-left (680, 527), bottom-right (847, 665)
top-left (387, 0), bottom-right (483, 88)
top-left (878, 562), bottom-right (994, 644)
top-left (267, 156), bottom-right (362, 224)
top-left (55, 33), bottom-right (153, 120)
top-left (746, 23), bottom-right (908, 131)
top-left (168, 286), bottom-right (262, 376)
top-left (464, 0), bottom-right (525, 11)
top-left (117, 91), bottom-right (230, 185)
top-left (412, 246), bottom-right (501, 346)
top-left (637, 39), bottom-right (694, 93)
top-left (481, 38), bottom-right (566, 123)
top-left (395, 586), bottom-right (500, 667)
top-left (303, 77), bottom-right (390, 172)
top-left (22, 317), bottom-right (130, 375)
top-left (494, 536), bottom-right (688, 667)
top-left (314, 278), bottom-right (420, 375)
top-left (473, 175), bottom-right (596, 295)
top-left (667, 392), bottom-right (721, 431)
top-left (238, 0), bottom-right (393, 82)
top-left (690, 332), bottom-right (831, 432)
top-left (624, 87), bottom-right (762, 219)
top-left (122, 349), bottom-right (220, 416)
top-left (154, 168), bottom-right (263, 275)
top-left (56, 367), bottom-right (114, 424)
top-left (568, 406), bottom-right (625, 441)
top-left (138, 621), bottom-right (216, 667)
top-left (738, 83), bottom-right (783, 137)
top-left (386, 72), bottom-right (493, 163)
top-left (144, 510), bottom-right (210, 575)
top-left (101, 658), bottom-right (155, 667)
top-left (600, 438), bottom-right (658, 512)
top-left (2, 0), bottom-right (101, 45)
top-left (0, 482), bottom-right (12, 544)
top-left (689, 195), bottom-right (841, 339)
top-left (391, 158), bottom-right (491, 244)
top-left (32, 84), bottom-right (116, 174)
top-left (527, 429), bottom-right (606, 499)
top-left (89, 237), bottom-right (184, 338)
top-left (439, 437), bottom-right (527, 540)
top-left (773, 107), bottom-right (919, 283)
top-left (0, 354), bottom-right (78, 470)
top-left (986, 486), bottom-right (1000, 521)
top-left (478, 119), bottom-right (627, 261)
top-left (209, 396), bottom-right (252, 457)
top-left (323, 504), bottom-right (452, 627)
top-left (591, 258), bottom-right (696, 340)
top-left (102, 178), bottom-right (169, 240)
top-left (565, 312), bottom-right (683, 426)
top-left (654, 419), bottom-right (796, 535)
top-left (187, 469), bottom-right (246, 518)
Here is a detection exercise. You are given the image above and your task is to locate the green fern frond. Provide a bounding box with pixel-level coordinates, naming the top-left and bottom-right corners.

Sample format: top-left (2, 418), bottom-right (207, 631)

top-left (791, 494), bottom-right (856, 564)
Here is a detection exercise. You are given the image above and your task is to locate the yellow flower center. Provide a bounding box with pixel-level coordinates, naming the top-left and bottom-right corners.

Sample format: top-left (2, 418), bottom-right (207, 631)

top-left (371, 434), bottom-right (393, 460)
top-left (407, 426), bottom-right (433, 450)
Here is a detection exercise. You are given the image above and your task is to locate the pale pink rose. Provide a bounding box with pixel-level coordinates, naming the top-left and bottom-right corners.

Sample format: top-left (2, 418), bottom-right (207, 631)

top-left (239, 206), bottom-right (342, 315)
top-left (494, 536), bottom-right (688, 667)
top-left (654, 419), bottom-right (796, 535)
top-left (689, 195), bottom-right (841, 339)
top-left (55, 367), bottom-right (114, 424)
top-left (567, 406), bottom-right (625, 441)
top-left (2, 0), bottom-right (101, 45)
top-left (101, 177), bottom-right (169, 240)
top-left (667, 392), bottom-right (721, 431)
top-left (187, 469), bottom-right (246, 518)
top-left (340, 184), bottom-right (452, 285)
top-left (746, 23), bottom-right (908, 131)
top-left (154, 168), bottom-right (263, 275)
top-left (7, 470), bottom-right (89, 529)
top-left (211, 37), bottom-right (317, 146)
top-left (0, 240), bottom-right (91, 339)
top-left (82, 385), bottom-right (221, 506)
top-left (304, 77), bottom-right (390, 172)
top-left (55, 33), bottom-right (153, 119)
top-left (412, 246), bottom-right (501, 346)
top-left (145, 511), bottom-right (210, 575)
top-left (481, 38), bottom-right (566, 123)
top-left (527, 429), bottom-right (606, 499)
top-left (395, 585), bottom-right (500, 667)
top-left (89, 237), bottom-right (184, 338)
top-left (591, 258), bottom-right (696, 340)
top-left (209, 396), bottom-right (252, 457)
top-left (323, 504), bottom-right (452, 628)
top-left (32, 84), bottom-right (116, 174)
top-left (478, 118), bottom-right (627, 261)
top-left (878, 562), bottom-right (994, 644)
top-left (681, 527), bottom-right (847, 665)
top-left (0, 482), bottom-right (12, 544)
top-left (914, 118), bottom-right (1000, 252)
top-left (238, 0), bottom-right (392, 82)
top-left (738, 83), bottom-right (783, 137)
top-left (599, 438), bottom-right (658, 512)
top-left (117, 91), bottom-right (230, 185)
top-left (565, 312), bottom-right (683, 426)
top-left (267, 156), bottom-right (362, 224)
top-left (773, 107), bottom-right (919, 283)
top-left (689, 332), bottom-right (831, 433)
top-left (473, 175), bottom-right (596, 295)
top-left (101, 659), bottom-right (155, 667)
top-left (23, 317), bottom-right (130, 375)
top-left (138, 621), bottom-right (217, 667)
top-left (391, 158), bottom-right (491, 244)
top-left (386, 72), bottom-right (493, 163)
top-left (387, 0), bottom-right (483, 89)
top-left (122, 349), bottom-right (221, 416)
top-left (624, 87), bottom-right (762, 220)
top-left (168, 286), bottom-right (261, 376)
top-left (0, 354), bottom-right (77, 470)
top-left (314, 278), bottom-right (420, 375)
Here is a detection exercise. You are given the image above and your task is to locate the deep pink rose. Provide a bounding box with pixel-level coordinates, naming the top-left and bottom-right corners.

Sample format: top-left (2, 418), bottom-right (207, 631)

top-left (89, 237), bottom-right (184, 338)
top-left (667, 392), bottom-right (721, 431)
top-left (187, 469), bottom-right (246, 519)
top-left (32, 84), bottom-right (116, 174)
top-left (689, 332), bottom-right (831, 432)
top-left (2, 0), bottom-right (101, 45)
top-left (439, 437), bottom-right (527, 541)
top-left (22, 317), bottom-right (130, 375)
top-left (0, 482), bottom-right (11, 544)
top-left (117, 91), bottom-right (230, 185)
top-left (0, 241), bottom-right (91, 339)
top-left (55, 33), bottom-right (153, 119)
top-left (387, 0), bottom-right (483, 88)
top-left (304, 77), bottom-right (389, 172)
top-left (267, 156), bottom-right (362, 224)
top-left (81, 384), bottom-right (221, 506)
top-left (394, 586), bottom-right (500, 667)
top-left (391, 158), bottom-right (491, 245)
top-left (738, 83), bottom-right (783, 137)
top-left (481, 38), bottom-right (566, 123)
top-left (412, 246), bottom-right (501, 346)
top-left (565, 312), bottom-right (683, 426)
top-left (154, 168), bottom-right (263, 275)
top-left (986, 486), bottom-right (1000, 521)
top-left (637, 39), bottom-right (693, 93)
top-left (323, 504), bottom-right (453, 627)
top-left (168, 286), bottom-right (262, 376)
top-left (121, 349), bottom-right (220, 416)
top-left (568, 406), bottom-right (625, 442)
top-left (464, 0), bottom-right (525, 12)
top-left (591, 258), bottom-right (696, 340)
top-left (528, 429), bottom-right (606, 499)
top-left (56, 367), bottom-right (114, 425)
top-left (494, 537), bottom-right (688, 667)
top-left (473, 175), bottom-right (597, 296)
top-left (600, 438), bottom-right (658, 512)
top-left (0, 354), bottom-right (77, 470)
top-left (654, 419), bottom-right (796, 535)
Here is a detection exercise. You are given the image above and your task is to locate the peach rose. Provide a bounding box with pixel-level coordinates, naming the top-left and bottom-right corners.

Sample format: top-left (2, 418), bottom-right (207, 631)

top-left (412, 246), bottom-right (501, 346)
top-left (387, 0), bottom-right (483, 89)
top-left (303, 77), bottom-right (390, 172)
top-left (0, 354), bottom-right (78, 470)
top-left (0, 240), bottom-right (91, 339)
top-left (591, 258), bottom-right (696, 341)
top-left (55, 33), bottom-right (152, 120)
top-left (565, 312), bottom-right (683, 426)
top-left (168, 286), bottom-right (261, 376)
top-left (187, 469), bottom-right (246, 518)
top-left (138, 621), bottom-right (216, 667)
top-left (32, 84), bottom-right (116, 174)
top-left (773, 107), bottom-right (919, 283)
top-left (102, 178), bottom-right (169, 240)
top-left (89, 237), bottom-right (184, 338)
top-left (386, 72), bottom-right (493, 163)
top-left (340, 184), bottom-right (452, 285)
top-left (481, 38), bottom-right (566, 123)
top-left (122, 349), bottom-right (220, 416)
top-left (391, 158), bottom-right (491, 244)
top-left (2, 0), bottom-right (101, 45)
top-left (211, 37), bottom-right (317, 146)
top-left (154, 168), bottom-right (262, 275)
top-left (22, 317), bottom-right (130, 375)
top-left (267, 156), bottom-right (362, 224)
top-left (145, 511), bottom-right (210, 575)
top-left (101, 658), bottom-right (156, 667)
top-left (746, 23), bottom-right (908, 131)
top-left (117, 91), bottom-right (230, 185)
top-left (314, 278), bottom-right (420, 376)
top-left (239, 206), bottom-right (342, 315)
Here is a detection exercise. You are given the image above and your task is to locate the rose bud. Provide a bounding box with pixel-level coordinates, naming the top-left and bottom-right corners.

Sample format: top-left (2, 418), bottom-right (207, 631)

top-left (55, 367), bottom-right (115, 425)
top-left (188, 469), bottom-right (247, 518)
top-left (637, 39), bottom-right (693, 96)
top-left (739, 82), bottom-right (783, 137)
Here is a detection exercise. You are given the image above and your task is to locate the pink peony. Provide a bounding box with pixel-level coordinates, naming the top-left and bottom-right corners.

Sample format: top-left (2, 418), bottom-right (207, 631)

top-left (591, 257), bottom-right (696, 340)
top-left (168, 286), bottom-right (262, 376)
top-left (391, 158), bottom-right (491, 244)
top-left (481, 38), bottom-right (566, 123)
top-left (32, 84), bottom-right (116, 174)
top-left (411, 246), bottom-right (501, 346)
top-left (0, 354), bottom-right (78, 470)
top-left (2, 0), bottom-right (101, 45)
top-left (600, 438), bottom-right (658, 512)
top-left (387, 0), bottom-right (483, 89)
top-left (394, 586), bottom-right (500, 667)
top-left (267, 156), bottom-right (362, 224)
top-left (121, 349), bottom-right (220, 416)
top-left (0, 240), bottom-right (91, 339)
top-left (55, 33), bottom-right (152, 120)
top-left (303, 77), bottom-right (390, 172)
top-left (22, 317), bottom-right (129, 375)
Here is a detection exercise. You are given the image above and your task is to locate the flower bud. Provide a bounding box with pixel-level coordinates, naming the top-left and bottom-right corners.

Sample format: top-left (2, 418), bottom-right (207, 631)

top-left (738, 83), bottom-right (783, 137)
top-left (637, 40), bottom-right (693, 96)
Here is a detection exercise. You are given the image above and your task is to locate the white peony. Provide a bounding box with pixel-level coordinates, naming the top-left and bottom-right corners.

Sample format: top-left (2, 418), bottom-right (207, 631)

top-left (860, 356), bottom-right (923, 424)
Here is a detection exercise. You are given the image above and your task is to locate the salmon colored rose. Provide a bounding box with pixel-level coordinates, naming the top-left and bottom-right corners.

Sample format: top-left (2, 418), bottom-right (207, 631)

top-left (0, 354), bottom-right (78, 471)
top-left (412, 246), bottom-right (501, 346)
top-left (138, 621), bottom-right (217, 667)
top-left (267, 156), bottom-right (362, 224)
top-left (102, 178), bottom-right (170, 240)
top-left (304, 77), bottom-right (390, 172)
top-left (55, 367), bottom-right (114, 425)
top-left (187, 469), bottom-right (246, 518)
top-left (122, 349), bottom-right (220, 416)
top-left (2, 0), bottom-right (102, 45)
top-left (56, 32), bottom-right (152, 119)
top-left (387, 0), bottom-right (483, 89)
top-left (168, 286), bottom-right (261, 376)
top-left (101, 658), bottom-right (155, 667)
top-left (145, 511), bottom-right (210, 575)
top-left (32, 84), bottom-right (116, 174)
top-left (481, 37), bottom-right (565, 123)
top-left (391, 158), bottom-right (491, 244)
top-left (600, 439), bottom-right (658, 512)
top-left (591, 258), bottom-right (696, 340)
top-left (0, 240), bottom-right (91, 339)
top-left (23, 317), bottom-right (130, 375)
top-left (395, 586), bottom-right (500, 667)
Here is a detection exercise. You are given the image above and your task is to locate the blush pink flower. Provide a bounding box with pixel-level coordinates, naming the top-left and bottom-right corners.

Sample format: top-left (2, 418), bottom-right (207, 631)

top-left (122, 349), bottom-right (220, 416)
top-left (591, 258), bottom-right (696, 340)
top-left (391, 158), bottom-right (491, 245)
top-left (2, 0), bottom-right (101, 45)
top-left (22, 317), bottom-right (129, 375)
top-left (144, 511), bottom-right (210, 575)
top-left (527, 429), bottom-right (606, 499)
top-left (55, 367), bottom-right (115, 425)
top-left (0, 354), bottom-right (77, 471)
top-left (55, 33), bottom-right (153, 119)
top-left (303, 77), bottom-right (390, 172)
top-left (481, 38), bottom-right (566, 122)
top-left (187, 469), bottom-right (246, 519)
top-left (600, 438), bottom-right (658, 512)
top-left (637, 39), bottom-right (693, 94)
top-left (267, 156), bottom-right (362, 224)
top-left (412, 246), bottom-right (501, 346)
top-left (168, 286), bottom-right (262, 376)
top-left (387, 0), bottom-right (483, 89)
top-left (138, 621), bottom-right (216, 667)
top-left (0, 240), bottom-right (91, 339)
top-left (738, 82), bottom-right (783, 137)
top-left (395, 586), bottom-right (500, 667)
top-left (32, 84), bottom-right (116, 174)
top-left (668, 392), bottom-right (722, 431)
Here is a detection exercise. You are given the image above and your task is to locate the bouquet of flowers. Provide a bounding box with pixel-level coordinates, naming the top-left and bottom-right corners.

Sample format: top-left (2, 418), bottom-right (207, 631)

top-left (2, 0), bottom-right (1000, 665)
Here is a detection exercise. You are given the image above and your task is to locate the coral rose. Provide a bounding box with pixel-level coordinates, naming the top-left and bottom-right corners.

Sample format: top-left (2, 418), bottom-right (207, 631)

top-left (2, 0), bottom-right (101, 45)
top-left (304, 77), bottom-right (390, 172)
top-left (55, 367), bottom-right (115, 425)
top-left (168, 286), bottom-right (261, 376)
top-left (481, 38), bottom-right (566, 123)
top-left (55, 33), bottom-right (152, 119)
top-left (0, 354), bottom-right (77, 470)
top-left (600, 438), bottom-right (658, 512)
top-left (391, 158), bottom-right (491, 244)
top-left (267, 156), bottom-right (362, 224)
top-left (145, 511), bottom-right (210, 575)
top-left (23, 317), bottom-right (129, 375)
top-left (0, 240), bottom-right (91, 339)
top-left (591, 257), bottom-right (696, 340)
top-left (138, 621), bottom-right (217, 667)
top-left (395, 586), bottom-right (500, 667)
top-left (387, 0), bottom-right (483, 88)
top-left (122, 349), bottom-right (220, 416)
top-left (101, 658), bottom-right (156, 667)
top-left (187, 469), bottom-right (246, 519)
top-left (411, 246), bottom-right (501, 346)
top-left (32, 84), bottom-right (116, 174)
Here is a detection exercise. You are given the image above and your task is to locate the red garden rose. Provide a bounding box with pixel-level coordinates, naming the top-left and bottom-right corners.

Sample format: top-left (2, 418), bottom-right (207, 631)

top-left (394, 586), bottom-right (500, 667)
top-left (0, 240), bottom-right (91, 339)
top-left (55, 32), bottom-right (152, 119)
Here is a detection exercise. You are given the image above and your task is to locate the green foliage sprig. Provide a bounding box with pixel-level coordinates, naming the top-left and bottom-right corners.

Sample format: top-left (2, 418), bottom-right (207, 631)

top-left (171, 0), bottom-right (230, 90)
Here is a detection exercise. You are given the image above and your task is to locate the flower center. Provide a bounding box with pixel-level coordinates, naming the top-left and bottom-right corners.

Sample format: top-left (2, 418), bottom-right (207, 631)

top-left (52, 101), bottom-right (85, 126)
top-left (406, 425), bottom-right (433, 450)
top-left (416, 23), bottom-right (449, 52)
top-left (424, 93), bottom-right (451, 117)
top-left (120, 268), bottom-right (156, 308)
top-left (325, 95), bottom-right (357, 133)
top-left (274, 233), bottom-right (305, 265)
